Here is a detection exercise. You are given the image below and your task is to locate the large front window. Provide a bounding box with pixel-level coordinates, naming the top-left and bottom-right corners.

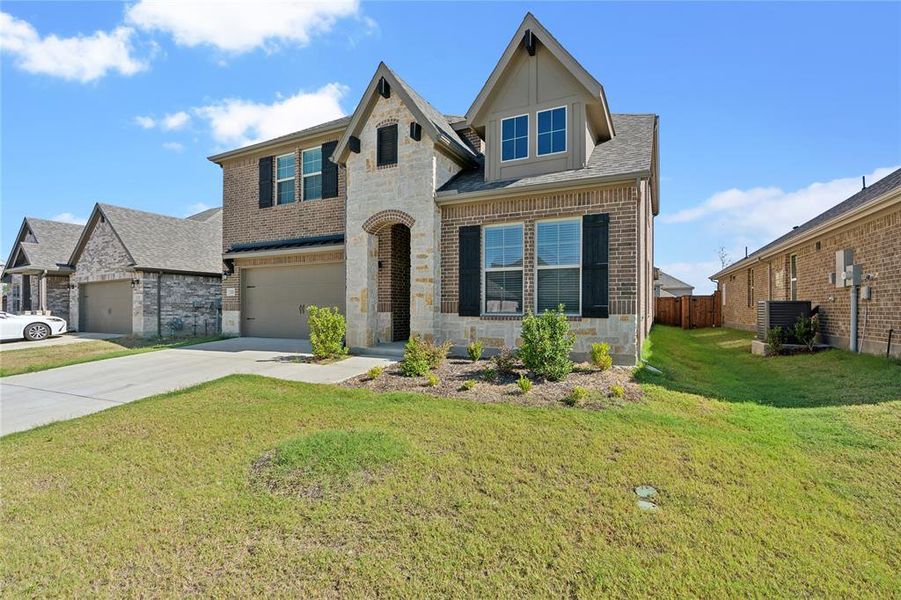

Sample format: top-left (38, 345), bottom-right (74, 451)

top-left (536, 218), bottom-right (581, 313)
top-left (537, 106), bottom-right (566, 156)
top-left (483, 224), bottom-right (523, 314)
top-left (501, 114), bottom-right (528, 161)
top-left (276, 153), bottom-right (295, 204)
top-left (302, 147), bottom-right (322, 200)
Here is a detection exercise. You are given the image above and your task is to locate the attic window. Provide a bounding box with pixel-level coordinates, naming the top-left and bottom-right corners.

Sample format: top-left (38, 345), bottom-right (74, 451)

top-left (377, 124), bottom-right (398, 167)
top-left (501, 114), bottom-right (528, 161)
top-left (537, 106), bottom-right (566, 155)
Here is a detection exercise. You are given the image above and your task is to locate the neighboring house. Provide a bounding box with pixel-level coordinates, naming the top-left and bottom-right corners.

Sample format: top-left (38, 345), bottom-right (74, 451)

top-left (67, 203), bottom-right (223, 336)
top-left (211, 13), bottom-right (659, 364)
top-left (711, 168), bottom-right (901, 357)
top-left (654, 268), bottom-right (694, 297)
top-left (2, 218), bottom-right (83, 316)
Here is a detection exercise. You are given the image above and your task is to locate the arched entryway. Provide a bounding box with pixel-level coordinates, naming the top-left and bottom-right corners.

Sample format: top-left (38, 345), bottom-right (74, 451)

top-left (363, 210), bottom-right (415, 344)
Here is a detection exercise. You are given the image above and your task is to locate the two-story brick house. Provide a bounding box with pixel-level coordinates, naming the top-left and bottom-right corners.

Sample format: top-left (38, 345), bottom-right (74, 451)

top-left (211, 13), bottom-right (659, 365)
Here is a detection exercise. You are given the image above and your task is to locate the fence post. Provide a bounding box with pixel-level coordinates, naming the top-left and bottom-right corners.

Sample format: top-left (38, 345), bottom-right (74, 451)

top-left (680, 296), bottom-right (689, 329)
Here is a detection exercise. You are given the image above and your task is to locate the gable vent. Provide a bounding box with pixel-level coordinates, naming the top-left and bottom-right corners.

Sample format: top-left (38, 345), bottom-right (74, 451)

top-left (378, 77), bottom-right (391, 98)
top-left (409, 122), bottom-right (422, 141)
top-left (523, 29), bottom-right (537, 56)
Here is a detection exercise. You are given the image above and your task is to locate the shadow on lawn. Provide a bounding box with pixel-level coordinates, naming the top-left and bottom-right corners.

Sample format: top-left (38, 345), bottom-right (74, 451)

top-left (636, 325), bottom-right (901, 409)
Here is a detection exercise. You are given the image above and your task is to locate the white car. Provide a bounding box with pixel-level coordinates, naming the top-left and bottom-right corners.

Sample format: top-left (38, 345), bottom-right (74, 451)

top-left (0, 311), bottom-right (68, 342)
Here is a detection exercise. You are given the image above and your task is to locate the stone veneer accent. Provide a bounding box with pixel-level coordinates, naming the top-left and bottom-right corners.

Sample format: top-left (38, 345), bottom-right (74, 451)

top-left (716, 202), bottom-right (900, 357)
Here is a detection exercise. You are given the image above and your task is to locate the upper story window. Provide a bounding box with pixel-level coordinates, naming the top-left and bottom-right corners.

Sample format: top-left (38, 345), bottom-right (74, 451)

top-left (501, 114), bottom-right (528, 161)
top-left (537, 106), bottom-right (566, 156)
top-left (789, 254), bottom-right (798, 300)
top-left (483, 224), bottom-right (523, 314)
top-left (377, 124), bottom-right (398, 167)
top-left (276, 153), bottom-right (295, 204)
top-left (302, 147), bottom-right (322, 200)
top-left (536, 218), bottom-right (581, 314)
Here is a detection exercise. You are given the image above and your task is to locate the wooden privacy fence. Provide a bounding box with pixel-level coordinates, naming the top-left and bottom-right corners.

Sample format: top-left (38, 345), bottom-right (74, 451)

top-left (655, 292), bottom-right (721, 329)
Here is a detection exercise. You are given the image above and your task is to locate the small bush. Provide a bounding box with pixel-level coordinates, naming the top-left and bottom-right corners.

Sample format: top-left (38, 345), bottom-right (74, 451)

top-left (563, 386), bottom-right (589, 407)
top-left (460, 379), bottom-right (477, 391)
top-left (467, 340), bottom-right (483, 362)
top-left (765, 326), bottom-right (784, 357)
top-left (367, 366), bottom-right (383, 380)
top-left (520, 307), bottom-right (575, 381)
top-left (426, 339), bottom-right (452, 370)
top-left (609, 384), bottom-right (625, 399)
top-left (482, 367), bottom-right (498, 382)
top-left (425, 372), bottom-right (439, 387)
top-left (516, 374), bottom-right (532, 395)
top-left (590, 343), bottom-right (613, 371)
top-left (493, 346), bottom-right (519, 373)
top-left (793, 315), bottom-right (818, 351)
top-left (401, 336), bottom-right (432, 377)
top-left (307, 305), bottom-right (348, 360)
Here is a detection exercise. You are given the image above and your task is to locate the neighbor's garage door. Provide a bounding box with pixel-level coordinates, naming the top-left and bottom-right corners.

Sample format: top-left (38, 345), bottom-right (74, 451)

top-left (79, 280), bottom-right (132, 334)
top-left (242, 262), bottom-right (345, 338)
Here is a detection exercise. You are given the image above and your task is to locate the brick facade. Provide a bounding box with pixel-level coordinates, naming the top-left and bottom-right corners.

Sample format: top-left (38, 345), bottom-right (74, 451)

top-left (717, 202), bottom-right (900, 356)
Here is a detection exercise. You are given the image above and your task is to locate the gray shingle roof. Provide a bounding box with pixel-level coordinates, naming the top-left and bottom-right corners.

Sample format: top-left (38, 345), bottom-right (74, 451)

top-left (437, 114), bottom-right (656, 195)
top-left (15, 218), bottom-right (84, 271)
top-left (654, 270), bottom-right (694, 291)
top-left (714, 167), bottom-right (901, 278)
top-left (97, 204), bottom-right (222, 275)
top-left (186, 207), bottom-right (223, 222)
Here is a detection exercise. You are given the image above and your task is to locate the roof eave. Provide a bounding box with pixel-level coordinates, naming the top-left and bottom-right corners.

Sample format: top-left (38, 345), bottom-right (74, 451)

top-left (207, 122), bottom-right (348, 164)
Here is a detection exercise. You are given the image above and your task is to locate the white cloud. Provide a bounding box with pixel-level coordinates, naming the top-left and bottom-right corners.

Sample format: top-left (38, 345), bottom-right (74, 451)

top-left (135, 115), bottom-right (156, 129)
top-left (51, 212), bottom-right (88, 225)
top-left (194, 83), bottom-right (347, 147)
top-left (661, 166), bottom-right (900, 238)
top-left (0, 11), bottom-right (146, 82)
top-left (162, 141), bottom-right (184, 152)
top-left (126, 0), bottom-right (361, 53)
top-left (161, 111), bottom-right (190, 131)
top-left (184, 202), bottom-right (212, 217)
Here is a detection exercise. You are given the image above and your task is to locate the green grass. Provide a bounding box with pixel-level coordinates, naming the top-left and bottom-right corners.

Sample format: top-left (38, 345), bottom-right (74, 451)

top-left (1, 327), bottom-right (899, 596)
top-left (0, 335), bottom-right (224, 377)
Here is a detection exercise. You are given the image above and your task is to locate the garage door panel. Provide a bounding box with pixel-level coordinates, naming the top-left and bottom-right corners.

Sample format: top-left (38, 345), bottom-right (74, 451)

top-left (243, 263), bottom-right (345, 338)
top-left (80, 281), bottom-right (132, 334)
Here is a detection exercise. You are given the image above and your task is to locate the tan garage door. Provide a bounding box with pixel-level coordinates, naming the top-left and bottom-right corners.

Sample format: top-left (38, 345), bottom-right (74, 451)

top-left (243, 262), bottom-right (345, 338)
top-left (80, 280), bottom-right (132, 334)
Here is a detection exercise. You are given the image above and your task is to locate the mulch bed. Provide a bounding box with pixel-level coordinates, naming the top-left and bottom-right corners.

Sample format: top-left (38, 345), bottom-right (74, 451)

top-left (341, 358), bottom-right (642, 409)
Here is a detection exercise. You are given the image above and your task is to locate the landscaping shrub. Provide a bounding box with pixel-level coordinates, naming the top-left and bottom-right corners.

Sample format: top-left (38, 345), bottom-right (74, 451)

top-left (493, 347), bottom-right (519, 373)
top-left (482, 367), bottom-right (498, 382)
top-left (765, 326), bottom-right (784, 357)
top-left (367, 366), bottom-right (383, 380)
top-left (520, 307), bottom-right (575, 381)
top-left (307, 305), bottom-right (347, 360)
top-left (563, 386), bottom-right (589, 406)
top-left (609, 384), bottom-right (625, 399)
top-left (460, 379), bottom-right (477, 391)
top-left (516, 374), bottom-right (532, 395)
top-left (426, 339), bottom-right (452, 370)
top-left (425, 373), bottom-right (439, 387)
top-left (467, 341), bottom-right (484, 362)
top-left (590, 343), bottom-right (613, 371)
top-left (793, 315), bottom-right (818, 351)
top-left (401, 336), bottom-right (432, 377)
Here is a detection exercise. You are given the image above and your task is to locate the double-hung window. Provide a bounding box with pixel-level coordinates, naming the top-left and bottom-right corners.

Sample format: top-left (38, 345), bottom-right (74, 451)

top-left (537, 106), bottom-right (566, 156)
top-left (302, 147), bottom-right (322, 201)
top-left (501, 115), bottom-right (528, 161)
top-left (483, 224), bottom-right (523, 314)
top-left (789, 255), bottom-right (798, 300)
top-left (536, 218), bottom-right (581, 314)
top-left (276, 153), bottom-right (295, 204)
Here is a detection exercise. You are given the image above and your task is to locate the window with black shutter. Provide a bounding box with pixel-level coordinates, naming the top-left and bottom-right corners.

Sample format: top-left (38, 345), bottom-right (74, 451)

top-left (258, 156), bottom-right (273, 208)
top-left (377, 124), bottom-right (398, 167)
top-left (581, 214), bottom-right (609, 318)
top-left (458, 225), bottom-right (481, 316)
top-left (321, 140), bottom-right (339, 198)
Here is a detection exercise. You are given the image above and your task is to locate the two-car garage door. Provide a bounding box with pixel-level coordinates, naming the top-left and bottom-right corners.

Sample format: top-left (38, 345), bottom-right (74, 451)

top-left (79, 280), bottom-right (132, 334)
top-left (242, 262), bottom-right (345, 338)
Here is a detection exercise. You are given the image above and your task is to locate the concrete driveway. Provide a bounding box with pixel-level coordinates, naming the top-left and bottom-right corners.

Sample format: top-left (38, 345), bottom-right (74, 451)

top-left (0, 332), bottom-right (123, 352)
top-left (0, 337), bottom-right (392, 436)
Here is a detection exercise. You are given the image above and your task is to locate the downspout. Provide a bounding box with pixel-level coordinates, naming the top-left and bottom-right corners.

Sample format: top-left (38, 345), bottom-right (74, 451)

top-left (157, 272), bottom-right (162, 337)
top-left (849, 284), bottom-right (858, 353)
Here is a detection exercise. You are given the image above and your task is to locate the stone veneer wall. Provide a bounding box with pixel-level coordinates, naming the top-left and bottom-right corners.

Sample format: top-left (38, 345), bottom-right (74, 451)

top-left (69, 218), bottom-right (135, 331)
top-left (717, 202), bottom-right (900, 356)
top-left (45, 275), bottom-right (70, 318)
top-left (135, 272), bottom-right (221, 337)
top-left (438, 183), bottom-right (642, 364)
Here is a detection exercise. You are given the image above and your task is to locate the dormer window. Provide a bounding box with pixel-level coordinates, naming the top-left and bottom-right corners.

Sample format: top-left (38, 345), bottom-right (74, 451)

top-left (501, 114), bottom-right (528, 161)
top-left (537, 106), bottom-right (566, 156)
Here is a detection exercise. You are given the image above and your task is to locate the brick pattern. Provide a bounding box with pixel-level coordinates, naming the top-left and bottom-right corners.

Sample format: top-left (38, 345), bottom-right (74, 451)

top-left (70, 218), bottom-right (135, 330)
top-left (456, 126), bottom-right (484, 154)
top-left (45, 275), bottom-right (70, 318)
top-left (717, 203), bottom-right (900, 356)
top-left (136, 272), bottom-right (221, 337)
top-left (363, 209), bottom-right (416, 233)
top-left (439, 184), bottom-right (640, 316)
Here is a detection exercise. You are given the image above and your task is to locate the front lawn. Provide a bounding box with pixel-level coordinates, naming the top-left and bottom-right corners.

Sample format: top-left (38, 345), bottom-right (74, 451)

top-left (1, 327), bottom-right (898, 596)
top-left (0, 335), bottom-right (223, 377)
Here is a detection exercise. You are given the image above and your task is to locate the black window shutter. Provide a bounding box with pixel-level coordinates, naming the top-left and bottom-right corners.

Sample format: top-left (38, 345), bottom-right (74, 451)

top-left (582, 214), bottom-right (609, 318)
top-left (458, 225), bottom-right (481, 317)
top-left (258, 156), bottom-right (273, 208)
top-left (377, 124), bottom-right (398, 167)
top-left (321, 140), bottom-right (339, 198)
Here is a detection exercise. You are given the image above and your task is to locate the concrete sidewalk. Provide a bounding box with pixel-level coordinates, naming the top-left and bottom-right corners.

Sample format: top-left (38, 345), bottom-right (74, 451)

top-left (0, 332), bottom-right (123, 352)
top-left (0, 337), bottom-right (391, 436)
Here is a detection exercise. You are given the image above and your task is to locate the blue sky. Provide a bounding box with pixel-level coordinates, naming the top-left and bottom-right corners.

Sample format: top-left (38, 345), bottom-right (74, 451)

top-left (2, 1), bottom-right (899, 292)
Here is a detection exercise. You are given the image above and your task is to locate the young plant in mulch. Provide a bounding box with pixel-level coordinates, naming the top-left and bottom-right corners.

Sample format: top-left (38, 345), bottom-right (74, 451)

top-left (563, 386), bottom-right (589, 407)
top-left (367, 366), bottom-right (384, 380)
top-left (467, 341), bottom-right (483, 362)
top-left (590, 343), bottom-right (613, 371)
top-left (520, 307), bottom-right (575, 381)
top-left (765, 326), bottom-right (784, 357)
top-left (516, 374), bottom-right (533, 395)
top-left (307, 305), bottom-right (348, 361)
top-left (793, 315), bottom-right (818, 352)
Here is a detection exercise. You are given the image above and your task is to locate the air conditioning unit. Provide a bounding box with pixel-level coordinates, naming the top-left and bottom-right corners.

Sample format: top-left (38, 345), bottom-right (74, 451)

top-left (756, 300), bottom-right (812, 342)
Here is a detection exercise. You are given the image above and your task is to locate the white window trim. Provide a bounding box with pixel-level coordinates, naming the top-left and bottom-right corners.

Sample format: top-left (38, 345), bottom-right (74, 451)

top-left (536, 105), bottom-right (567, 157)
top-left (500, 113), bottom-right (529, 163)
top-left (789, 254), bottom-right (798, 300)
top-left (482, 222), bottom-right (525, 315)
top-left (534, 216), bottom-right (581, 316)
top-left (275, 152), bottom-right (295, 204)
top-left (300, 146), bottom-right (322, 201)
